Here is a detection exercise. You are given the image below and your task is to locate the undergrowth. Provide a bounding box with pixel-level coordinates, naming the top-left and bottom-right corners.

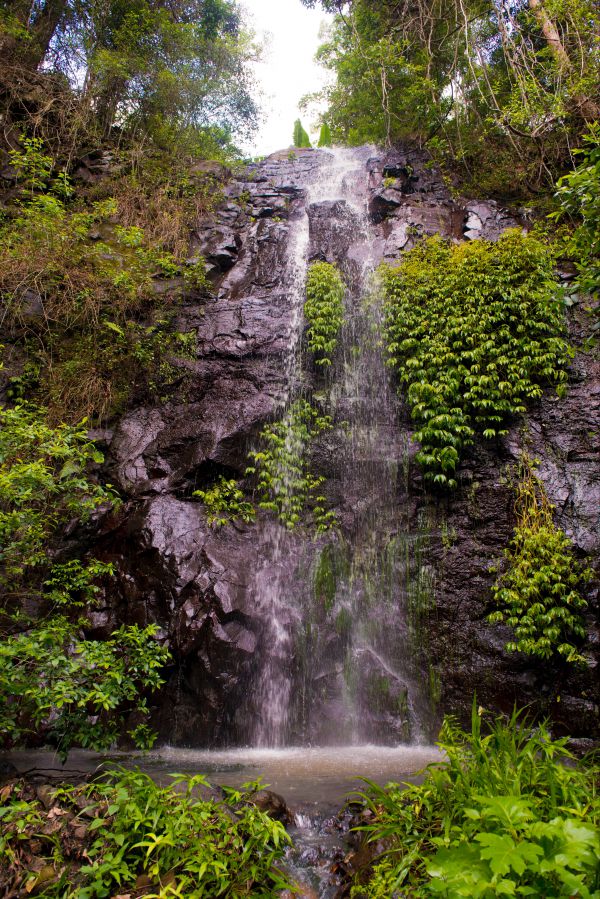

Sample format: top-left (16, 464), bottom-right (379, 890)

top-left (0, 404), bottom-right (168, 755)
top-left (0, 768), bottom-right (291, 897)
top-left (351, 704), bottom-right (600, 898)
top-left (0, 138), bottom-right (211, 423)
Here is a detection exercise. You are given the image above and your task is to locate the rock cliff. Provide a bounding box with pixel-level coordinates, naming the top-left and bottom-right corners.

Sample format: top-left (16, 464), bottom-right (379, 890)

top-left (86, 145), bottom-right (598, 746)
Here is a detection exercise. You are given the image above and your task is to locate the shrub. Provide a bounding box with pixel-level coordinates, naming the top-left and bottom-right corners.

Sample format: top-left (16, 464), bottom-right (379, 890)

top-left (0, 621), bottom-right (168, 756)
top-left (0, 769), bottom-right (292, 897)
top-left (0, 405), bottom-right (168, 755)
top-left (352, 705), bottom-right (600, 897)
top-left (554, 124), bottom-right (600, 299)
top-left (304, 260), bottom-right (345, 365)
top-left (488, 461), bottom-right (591, 663)
top-left (382, 231), bottom-right (571, 487)
top-left (293, 118), bottom-right (312, 148)
top-left (0, 404), bottom-right (113, 579)
top-left (318, 122), bottom-right (333, 147)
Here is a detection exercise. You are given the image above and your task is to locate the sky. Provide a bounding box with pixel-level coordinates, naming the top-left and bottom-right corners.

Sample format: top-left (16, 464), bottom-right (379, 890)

top-left (241, 0), bottom-right (333, 156)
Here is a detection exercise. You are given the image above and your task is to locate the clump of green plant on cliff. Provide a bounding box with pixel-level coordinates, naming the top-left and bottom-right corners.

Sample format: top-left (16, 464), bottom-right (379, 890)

top-left (0, 152), bottom-right (205, 421)
top-left (382, 230), bottom-right (571, 488)
top-left (0, 404), bottom-right (168, 756)
top-left (246, 398), bottom-right (337, 532)
top-left (488, 461), bottom-right (590, 664)
top-left (304, 260), bottom-right (345, 366)
top-left (0, 769), bottom-right (291, 897)
top-left (351, 705), bottom-right (600, 898)
top-left (194, 476), bottom-right (255, 527)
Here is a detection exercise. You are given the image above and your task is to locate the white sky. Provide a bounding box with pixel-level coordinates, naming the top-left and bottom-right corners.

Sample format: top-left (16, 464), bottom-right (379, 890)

top-left (241, 0), bottom-right (333, 156)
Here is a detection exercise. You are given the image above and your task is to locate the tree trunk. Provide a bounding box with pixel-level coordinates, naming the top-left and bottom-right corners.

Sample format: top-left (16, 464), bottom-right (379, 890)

top-left (0, 0), bottom-right (68, 70)
top-left (528, 0), bottom-right (571, 71)
top-left (527, 0), bottom-right (599, 121)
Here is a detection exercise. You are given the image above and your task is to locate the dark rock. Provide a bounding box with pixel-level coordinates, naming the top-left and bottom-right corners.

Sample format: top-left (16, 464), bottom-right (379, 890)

top-left (251, 789), bottom-right (293, 824)
top-left (0, 760), bottom-right (19, 782)
top-left (67, 144), bottom-right (598, 747)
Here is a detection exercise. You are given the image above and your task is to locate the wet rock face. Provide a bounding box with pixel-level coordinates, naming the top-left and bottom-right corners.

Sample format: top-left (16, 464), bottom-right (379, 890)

top-left (92, 145), bottom-right (598, 746)
top-left (426, 306), bottom-right (600, 739)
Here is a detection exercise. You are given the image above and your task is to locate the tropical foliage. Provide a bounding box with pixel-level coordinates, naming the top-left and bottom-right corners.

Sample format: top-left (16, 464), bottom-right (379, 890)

top-left (488, 461), bottom-right (590, 663)
top-left (303, 0), bottom-right (600, 194)
top-left (304, 260), bottom-right (345, 365)
top-left (352, 705), bottom-right (600, 897)
top-left (382, 230), bottom-right (571, 487)
top-left (194, 476), bottom-right (255, 527)
top-left (0, 768), bottom-right (291, 897)
top-left (0, 404), bottom-right (167, 756)
top-left (554, 124), bottom-right (600, 298)
top-left (246, 398), bottom-right (337, 531)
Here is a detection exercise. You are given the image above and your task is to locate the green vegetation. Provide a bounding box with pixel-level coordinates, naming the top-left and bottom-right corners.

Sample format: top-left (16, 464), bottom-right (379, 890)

top-left (0, 768), bottom-right (291, 897)
top-left (304, 260), bottom-right (345, 365)
top-left (0, 149), bottom-right (206, 423)
top-left (293, 118), bottom-right (312, 148)
top-left (303, 0), bottom-right (599, 195)
top-left (554, 125), bottom-right (600, 298)
top-left (488, 462), bottom-right (590, 664)
top-left (194, 476), bottom-right (255, 527)
top-left (318, 122), bottom-right (332, 147)
top-left (351, 705), bottom-right (600, 897)
top-left (0, 404), bottom-right (167, 756)
top-left (382, 230), bottom-right (571, 487)
top-left (313, 543), bottom-right (338, 610)
top-left (246, 398), bottom-right (337, 531)
top-left (0, 1), bottom-right (257, 154)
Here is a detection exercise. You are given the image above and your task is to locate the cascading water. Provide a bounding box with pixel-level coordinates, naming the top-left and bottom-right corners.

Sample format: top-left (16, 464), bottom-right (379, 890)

top-left (245, 147), bottom-right (438, 749)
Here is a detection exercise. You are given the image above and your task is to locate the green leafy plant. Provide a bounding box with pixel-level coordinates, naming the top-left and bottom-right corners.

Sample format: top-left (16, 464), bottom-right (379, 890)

top-left (554, 124), bottom-right (600, 298)
top-left (304, 260), bottom-right (345, 365)
top-left (194, 476), bottom-right (255, 527)
top-left (351, 704), bottom-right (600, 897)
top-left (488, 461), bottom-right (591, 663)
top-left (246, 398), bottom-right (337, 531)
top-left (0, 622), bottom-right (168, 757)
top-left (0, 769), bottom-right (292, 896)
top-left (382, 231), bottom-right (571, 488)
top-left (0, 404), bottom-right (168, 756)
top-left (0, 404), bottom-right (114, 579)
top-left (8, 136), bottom-right (54, 194)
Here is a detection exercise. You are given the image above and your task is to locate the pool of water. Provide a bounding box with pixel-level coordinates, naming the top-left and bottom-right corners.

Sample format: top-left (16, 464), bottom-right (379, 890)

top-left (138, 744), bottom-right (440, 813)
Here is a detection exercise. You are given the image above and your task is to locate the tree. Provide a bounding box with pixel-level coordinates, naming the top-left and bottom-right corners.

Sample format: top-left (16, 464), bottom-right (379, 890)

top-left (293, 117), bottom-right (312, 148)
top-left (318, 122), bottom-right (332, 147)
top-left (306, 0), bottom-right (600, 193)
top-left (0, 0), bottom-right (259, 152)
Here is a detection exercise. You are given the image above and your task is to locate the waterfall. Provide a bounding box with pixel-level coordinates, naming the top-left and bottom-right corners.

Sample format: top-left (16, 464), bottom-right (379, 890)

top-left (246, 147), bottom-right (436, 748)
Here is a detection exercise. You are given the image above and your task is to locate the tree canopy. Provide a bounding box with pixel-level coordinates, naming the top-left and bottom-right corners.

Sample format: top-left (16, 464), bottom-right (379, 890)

top-left (0, 0), bottom-right (259, 154)
top-left (304, 0), bottom-right (600, 193)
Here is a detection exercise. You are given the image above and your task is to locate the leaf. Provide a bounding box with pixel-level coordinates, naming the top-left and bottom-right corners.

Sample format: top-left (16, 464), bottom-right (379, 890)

top-left (475, 832), bottom-right (516, 876)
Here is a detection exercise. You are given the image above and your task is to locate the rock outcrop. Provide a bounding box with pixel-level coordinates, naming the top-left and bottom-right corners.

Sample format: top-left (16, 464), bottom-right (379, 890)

top-left (88, 145), bottom-right (598, 746)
